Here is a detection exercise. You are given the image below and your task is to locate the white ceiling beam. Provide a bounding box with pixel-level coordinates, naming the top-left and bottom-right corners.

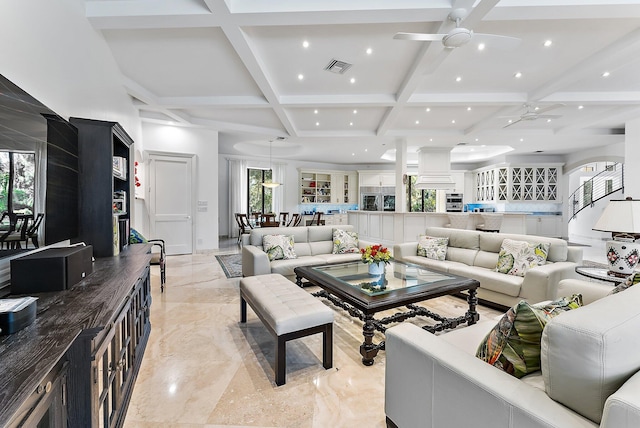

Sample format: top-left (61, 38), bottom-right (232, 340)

top-left (279, 94), bottom-right (396, 107)
top-left (190, 116), bottom-right (285, 136)
top-left (156, 96), bottom-right (270, 109)
top-left (408, 92), bottom-right (526, 104)
top-left (541, 91), bottom-right (640, 104)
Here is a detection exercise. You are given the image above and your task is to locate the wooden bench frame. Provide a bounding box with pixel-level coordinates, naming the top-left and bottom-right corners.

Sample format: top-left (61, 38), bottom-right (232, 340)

top-left (240, 290), bottom-right (333, 386)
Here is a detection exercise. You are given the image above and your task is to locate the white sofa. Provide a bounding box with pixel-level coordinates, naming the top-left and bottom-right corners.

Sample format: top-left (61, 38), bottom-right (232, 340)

top-left (241, 225), bottom-right (373, 282)
top-left (394, 227), bottom-right (583, 308)
top-left (385, 279), bottom-right (640, 428)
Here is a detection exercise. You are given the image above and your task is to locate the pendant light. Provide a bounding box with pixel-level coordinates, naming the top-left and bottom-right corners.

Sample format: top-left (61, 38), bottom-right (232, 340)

top-left (262, 139), bottom-right (281, 188)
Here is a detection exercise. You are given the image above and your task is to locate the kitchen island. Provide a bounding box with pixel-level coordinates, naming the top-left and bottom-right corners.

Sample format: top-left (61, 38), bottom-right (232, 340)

top-left (346, 211), bottom-right (562, 247)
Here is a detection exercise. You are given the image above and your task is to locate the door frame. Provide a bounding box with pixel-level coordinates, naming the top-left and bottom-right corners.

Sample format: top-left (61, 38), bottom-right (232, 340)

top-left (146, 150), bottom-right (197, 255)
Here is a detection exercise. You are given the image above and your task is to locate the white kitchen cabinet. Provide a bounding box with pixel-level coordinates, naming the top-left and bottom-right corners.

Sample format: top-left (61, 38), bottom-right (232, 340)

top-left (474, 164), bottom-right (562, 203)
top-left (359, 171), bottom-right (395, 188)
top-left (526, 215), bottom-right (562, 237)
top-left (331, 173), bottom-right (345, 204)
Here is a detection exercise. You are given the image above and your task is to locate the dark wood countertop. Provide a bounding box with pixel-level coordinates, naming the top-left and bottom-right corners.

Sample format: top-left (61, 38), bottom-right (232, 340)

top-left (0, 244), bottom-right (152, 426)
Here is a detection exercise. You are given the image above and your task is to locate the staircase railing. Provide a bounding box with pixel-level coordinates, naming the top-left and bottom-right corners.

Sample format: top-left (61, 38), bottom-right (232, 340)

top-left (569, 163), bottom-right (624, 220)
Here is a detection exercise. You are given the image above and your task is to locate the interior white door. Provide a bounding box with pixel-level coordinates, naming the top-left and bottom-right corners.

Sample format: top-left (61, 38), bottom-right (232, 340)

top-left (148, 153), bottom-right (194, 255)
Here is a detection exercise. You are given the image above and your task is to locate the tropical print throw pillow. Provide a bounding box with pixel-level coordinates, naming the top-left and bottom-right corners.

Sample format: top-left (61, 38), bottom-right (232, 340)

top-left (608, 272), bottom-right (640, 295)
top-left (262, 234), bottom-right (297, 261)
top-left (495, 239), bottom-right (550, 277)
top-left (476, 294), bottom-right (583, 378)
top-left (332, 229), bottom-right (359, 254)
top-left (417, 236), bottom-right (448, 261)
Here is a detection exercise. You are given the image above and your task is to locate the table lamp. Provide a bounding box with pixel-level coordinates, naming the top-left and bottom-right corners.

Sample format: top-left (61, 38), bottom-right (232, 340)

top-left (592, 197), bottom-right (640, 276)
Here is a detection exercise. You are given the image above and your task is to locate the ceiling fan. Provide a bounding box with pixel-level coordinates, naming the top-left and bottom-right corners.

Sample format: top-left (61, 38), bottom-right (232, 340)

top-left (501, 104), bottom-right (565, 128)
top-left (393, 8), bottom-right (520, 49)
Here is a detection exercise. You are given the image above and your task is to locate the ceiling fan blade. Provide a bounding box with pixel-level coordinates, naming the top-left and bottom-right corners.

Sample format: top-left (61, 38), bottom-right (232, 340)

top-left (535, 103), bottom-right (565, 114)
top-left (474, 33), bottom-right (522, 50)
top-left (503, 118), bottom-right (523, 128)
top-left (393, 32), bottom-right (445, 41)
top-left (536, 114), bottom-right (562, 119)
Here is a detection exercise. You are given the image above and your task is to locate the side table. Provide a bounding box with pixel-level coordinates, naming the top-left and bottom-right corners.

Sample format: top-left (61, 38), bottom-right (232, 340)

top-left (575, 266), bottom-right (626, 284)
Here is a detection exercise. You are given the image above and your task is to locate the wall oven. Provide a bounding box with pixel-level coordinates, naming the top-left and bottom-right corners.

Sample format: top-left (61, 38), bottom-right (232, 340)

top-left (445, 193), bottom-right (463, 212)
top-left (361, 194), bottom-right (380, 211)
top-left (383, 194), bottom-right (396, 211)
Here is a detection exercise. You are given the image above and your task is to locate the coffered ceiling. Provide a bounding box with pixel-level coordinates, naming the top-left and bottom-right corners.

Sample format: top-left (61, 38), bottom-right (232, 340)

top-left (84, 0), bottom-right (640, 165)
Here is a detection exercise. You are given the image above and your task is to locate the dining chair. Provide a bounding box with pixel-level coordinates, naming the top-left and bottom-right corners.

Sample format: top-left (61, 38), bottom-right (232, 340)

top-left (309, 211), bottom-right (324, 226)
top-left (293, 213), bottom-right (303, 227)
top-left (286, 213), bottom-right (300, 227)
top-left (261, 213), bottom-right (276, 227)
top-left (235, 213), bottom-right (253, 244)
top-left (251, 212), bottom-right (262, 225)
top-left (24, 213), bottom-right (44, 248)
top-left (278, 212), bottom-right (289, 226)
top-left (1, 213), bottom-right (32, 249)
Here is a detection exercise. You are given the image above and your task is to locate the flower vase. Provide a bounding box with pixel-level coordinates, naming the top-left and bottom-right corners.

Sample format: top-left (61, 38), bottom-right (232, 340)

top-left (368, 261), bottom-right (385, 275)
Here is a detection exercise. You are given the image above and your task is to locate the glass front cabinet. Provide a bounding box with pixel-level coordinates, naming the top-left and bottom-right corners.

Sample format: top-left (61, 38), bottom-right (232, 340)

top-left (475, 165), bottom-right (561, 203)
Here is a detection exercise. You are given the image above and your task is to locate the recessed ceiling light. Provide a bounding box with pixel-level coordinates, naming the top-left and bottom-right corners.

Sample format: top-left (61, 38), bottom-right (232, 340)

top-left (467, 107), bottom-right (472, 111)
top-left (302, 40), bottom-right (309, 48)
top-left (602, 71), bottom-right (611, 78)
top-left (514, 72), bottom-right (522, 78)
top-left (349, 122), bottom-right (353, 126)
top-left (481, 144), bottom-right (486, 147)
top-left (353, 109), bottom-right (358, 114)
top-left (314, 109), bottom-right (318, 114)
top-left (298, 74), bottom-right (304, 80)
top-left (415, 120), bottom-right (420, 125)
top-left (451, 119), bottom-right (456, 124)
top-left (477, 43), bottom-right (485, 51)
top-left (470, 148), bottom-right (475, 152)
top-left (350, 77), bottom-right (356, 84)
top-left (315, 122), bottom-right (320, 126)
top-left (429, 138), bottom-right (433, 142)
top-left (352, 153), bottom-right (355, 156)
top-left (520, 138), bottom-right (524, 142)
top-left (425, 107), bottom-right (431, 112)
top-left (365, 148), bottom-right (368, 152)
top-left (547, 119), bottom-right (552, 123)
top-left (543, 40), bottom-right (553, 47)
top-left (366, 48), bottom-right (372, 55)
top-left (475, 138), bottom-right (479, 142)
top-left (455, 76), bottom-right (462, 82)
top-left (508, 120), bottom-right (513, 124)
top-left (578, 105), bottom-right (584, 110)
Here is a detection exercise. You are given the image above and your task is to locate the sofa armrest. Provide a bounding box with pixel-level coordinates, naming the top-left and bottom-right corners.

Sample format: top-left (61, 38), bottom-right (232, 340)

top-left (566, 246), bottom-right (584, 264)
top-left (519, 262), bottom-right (578, 303)
top-left (601, 371), bottom-right (640, 428)
top-left (393, 242), bottom-right (418, 262)
top-left (558, 278), bottom-right (612, 305)
top-left (385, 323), bottom-right (595, 428)
top-left (241, 245), bottom-right (271, 277)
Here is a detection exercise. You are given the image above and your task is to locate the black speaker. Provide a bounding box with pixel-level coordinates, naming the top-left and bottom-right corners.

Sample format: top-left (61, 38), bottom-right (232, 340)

top-left (10, 246), bottom-right (94, 294)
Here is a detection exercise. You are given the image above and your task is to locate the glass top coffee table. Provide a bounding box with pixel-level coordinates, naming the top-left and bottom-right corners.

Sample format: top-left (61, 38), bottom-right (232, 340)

top-left (294, 260), bottom-right (480, 366)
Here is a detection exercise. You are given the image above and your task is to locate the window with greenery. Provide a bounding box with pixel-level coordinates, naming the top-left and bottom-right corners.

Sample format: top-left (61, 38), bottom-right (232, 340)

top-left (406, 175), bottom-right (436, 212)
top-left (0, 151), bottom-right (35, 215)
top-left (248, 168), bottom-right (273, 214)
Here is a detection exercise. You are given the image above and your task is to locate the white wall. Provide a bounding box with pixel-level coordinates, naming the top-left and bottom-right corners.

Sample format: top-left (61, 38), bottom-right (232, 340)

top-left (142, 123), bottom-right (219, 251)
top-left (0, 0), bottom-right (140, 142)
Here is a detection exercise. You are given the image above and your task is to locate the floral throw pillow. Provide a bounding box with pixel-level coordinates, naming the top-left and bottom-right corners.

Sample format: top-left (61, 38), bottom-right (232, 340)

top-left (476, 294), bottom-right (583, 378)
top-left (495, 239), bottom-right (550, 277)
top-left (262, 234), bottom-right (296, 261)
top-left (417, 236), bottom-right (448, 261)
top-left (332, 229), bottom-right (359, 254)
top-left (608, 272), bottom-right (640, 295)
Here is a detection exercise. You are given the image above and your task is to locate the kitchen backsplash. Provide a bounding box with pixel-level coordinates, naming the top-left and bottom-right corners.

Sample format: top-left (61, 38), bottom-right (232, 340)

top-left (298, 203), bottom-right (358, 214)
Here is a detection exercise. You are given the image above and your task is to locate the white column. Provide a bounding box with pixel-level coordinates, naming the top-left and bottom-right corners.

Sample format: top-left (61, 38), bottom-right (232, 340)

top-left (395, 139), bottom-right (407, 212)
top-left (625, 117), bottom-right (640, 199)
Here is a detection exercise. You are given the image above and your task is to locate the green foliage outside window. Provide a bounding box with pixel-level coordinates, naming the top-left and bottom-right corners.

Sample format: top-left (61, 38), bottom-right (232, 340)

top-left (248, 168), bottom-right (273, 214)
top-left (0, 151), bottom-right (35, 215)
top-left (406, 175), bottom-right (436, 212)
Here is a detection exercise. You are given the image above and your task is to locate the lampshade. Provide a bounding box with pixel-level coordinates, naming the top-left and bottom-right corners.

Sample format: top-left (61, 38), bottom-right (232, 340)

top-left (592, 198), bottom-right (640, 234)
top-left (592, 197), bottom-right (640, 276)
top-left (262, 181), bottom-right (280, 188)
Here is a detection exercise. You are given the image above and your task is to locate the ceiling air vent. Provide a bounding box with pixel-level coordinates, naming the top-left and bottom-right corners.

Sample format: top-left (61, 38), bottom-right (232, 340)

top-left (324, 59), bottom-right (352, 74)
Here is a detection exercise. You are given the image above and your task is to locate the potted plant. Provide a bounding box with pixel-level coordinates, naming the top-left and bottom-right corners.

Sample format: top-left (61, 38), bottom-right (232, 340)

top-left (361, 244), bottom-right (392, 275)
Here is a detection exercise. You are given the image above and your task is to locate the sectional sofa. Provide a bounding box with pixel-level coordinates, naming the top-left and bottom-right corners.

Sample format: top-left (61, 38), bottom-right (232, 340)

top-left (241, 225), bottom-right (373, 282)
top-left (393, 227), bottom-right (583, 308)
top-left (385, 278), bottom-right (640, 428)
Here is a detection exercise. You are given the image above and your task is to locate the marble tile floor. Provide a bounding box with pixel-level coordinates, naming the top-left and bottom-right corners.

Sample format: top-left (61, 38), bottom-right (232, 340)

top-left (123, 244), bottom-right (504, 428)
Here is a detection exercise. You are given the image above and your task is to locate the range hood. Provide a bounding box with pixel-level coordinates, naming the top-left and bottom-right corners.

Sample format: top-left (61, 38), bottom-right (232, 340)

top-left (414, 147), bottom-right (456, 190)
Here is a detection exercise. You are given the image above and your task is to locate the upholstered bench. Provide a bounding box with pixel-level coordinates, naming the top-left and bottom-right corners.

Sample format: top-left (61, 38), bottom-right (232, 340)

top-left (240, 274), bottom-right (334, 385)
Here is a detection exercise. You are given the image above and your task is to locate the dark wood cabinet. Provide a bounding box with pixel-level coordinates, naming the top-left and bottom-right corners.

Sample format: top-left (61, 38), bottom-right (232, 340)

top-left (0, 245), bottom-right (152, 428)
top-left (71, 118), bottom-right (133, 258)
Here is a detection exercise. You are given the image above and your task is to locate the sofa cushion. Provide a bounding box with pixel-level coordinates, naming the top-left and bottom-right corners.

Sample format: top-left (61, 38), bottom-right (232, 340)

top-left (262, 234), bottom-right (297, 261)
top-left (541, 285), bottom-right (640, 423)
top-left (495, 239), bottom-right (550, 277)
top-left (397, 255), bottom-right (458, 273)
top-left (449, 265), bottom-right (524, 297)
top-left (249, 226), bottom-right (308, 247)
top-left (417, 236), bottom-right (448, 261)
top-left (314, 253), bottom-right (362, 264)
top-left (483, 233), bottom-right (568, 263)
top-left (270, 256), bottom-right (326, 278)
top-left (476, 295), bottom-right (582, 378)
top-left (310, 240), bottom-right (333, 255)
top-left (332, 229), bottom-right (359, 254)
top-left (608, 272), bottom-right (640, 295)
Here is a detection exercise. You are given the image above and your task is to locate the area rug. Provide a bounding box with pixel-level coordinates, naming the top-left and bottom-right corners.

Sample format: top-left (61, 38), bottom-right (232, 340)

top-left (215, 254), bottom-right (242, 278)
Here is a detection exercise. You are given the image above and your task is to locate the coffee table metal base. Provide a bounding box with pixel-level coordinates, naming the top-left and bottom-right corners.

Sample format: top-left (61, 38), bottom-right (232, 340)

top-left (312, 288), bottom-right (479, 366)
